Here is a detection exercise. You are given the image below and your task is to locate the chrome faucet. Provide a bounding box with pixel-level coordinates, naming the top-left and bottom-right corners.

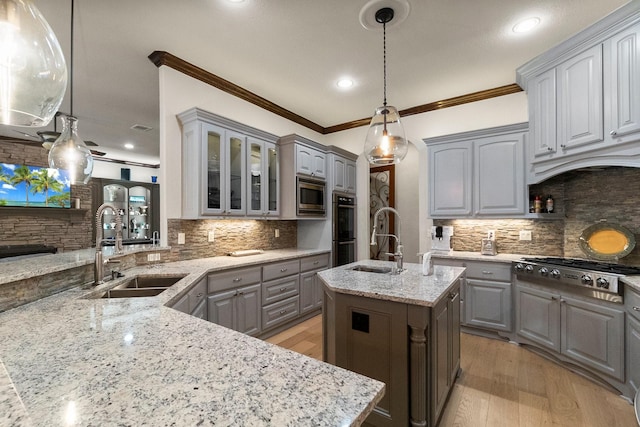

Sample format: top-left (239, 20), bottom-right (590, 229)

top-left (370, 207), bottom-right (404, 273)
top-left (94, 203), bottom-right (123, 285)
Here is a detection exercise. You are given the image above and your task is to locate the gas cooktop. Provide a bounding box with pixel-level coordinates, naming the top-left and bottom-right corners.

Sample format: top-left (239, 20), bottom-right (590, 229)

top-left (521, 257), bottom-right (640, 275)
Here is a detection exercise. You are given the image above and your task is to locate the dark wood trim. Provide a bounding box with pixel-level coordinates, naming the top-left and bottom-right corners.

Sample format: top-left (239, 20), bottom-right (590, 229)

top-left (370, 164), bottom-right (395, 257)
top-left (149, 51), bottom-right (325, 134)
top-left (148, 51), bottom-right (523, 135)
top-left (0, 207), bottom-right (87, 218)
top-left (93, 157), bottom-right (160, 169)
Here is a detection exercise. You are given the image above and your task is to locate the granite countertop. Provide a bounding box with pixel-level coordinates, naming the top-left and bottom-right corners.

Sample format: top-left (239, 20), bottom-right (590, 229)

top-left (429, 250), bottom-right (534, 263)
top-left (318, 259), bottom-right (466, 307)
top-left (0, 249), bottom-right (385, 427)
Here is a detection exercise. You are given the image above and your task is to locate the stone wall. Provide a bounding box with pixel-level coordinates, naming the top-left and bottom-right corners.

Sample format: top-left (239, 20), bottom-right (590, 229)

top-left (0, 140), bottom-right (93, 252)
top-left (165, 219), bottom-right (297, 261)
top-left (434, 167), bottom-right (640, 265)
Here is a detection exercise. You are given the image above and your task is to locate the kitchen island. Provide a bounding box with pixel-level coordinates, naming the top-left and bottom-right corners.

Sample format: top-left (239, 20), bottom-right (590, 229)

top-left (0, 251), bottom-right (384, 426)
top-left (319, 260), bottom-right (466, 427)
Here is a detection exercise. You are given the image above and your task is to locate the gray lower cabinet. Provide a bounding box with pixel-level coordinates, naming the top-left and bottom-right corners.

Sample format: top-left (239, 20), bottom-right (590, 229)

top-left (516, 284), bottom-right (624, 381)
top-left (626, 285), bottom-right (640, 395)
top-left (171, 276), bottom-right (207, 318)
top-left (465, 278), bottom-right (511, 332)
top-left (261, 275), bottom-right (300, 331)
top-left (208, 283), bottom-right (262, 336)
top-left (300, 270), bottom-right (323, 313)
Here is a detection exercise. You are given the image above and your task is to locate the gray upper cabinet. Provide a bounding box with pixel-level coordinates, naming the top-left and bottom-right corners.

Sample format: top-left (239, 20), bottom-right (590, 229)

top-left (177, 108), bottom-right (278, 219)
top-left (296, 144), bottom-right (326, 179)
top-left (517, 3), bottom-right (640, 184)
top-left (425, 123), bottom-right (527, 218)
top-left (330, 153), bottom-right (357, 194)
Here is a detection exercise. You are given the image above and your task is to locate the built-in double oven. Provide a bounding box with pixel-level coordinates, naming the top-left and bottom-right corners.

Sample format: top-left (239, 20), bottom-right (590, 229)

top-left (333, 193), bottom-right (356, 266)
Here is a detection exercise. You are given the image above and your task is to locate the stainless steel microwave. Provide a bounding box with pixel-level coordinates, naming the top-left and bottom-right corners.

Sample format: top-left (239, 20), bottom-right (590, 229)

top-left (297, 177), bottom-right (326, 216)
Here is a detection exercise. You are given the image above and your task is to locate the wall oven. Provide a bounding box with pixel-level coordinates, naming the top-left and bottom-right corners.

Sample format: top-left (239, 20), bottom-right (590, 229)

top-left (297, 177), bottom-right (326, 216)
top-left (333, 193), bottom-right (356, 266)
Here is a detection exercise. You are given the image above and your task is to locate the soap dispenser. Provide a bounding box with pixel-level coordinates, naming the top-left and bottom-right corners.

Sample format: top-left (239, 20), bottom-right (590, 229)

top-left (422, 252), bottom-right (433, 276)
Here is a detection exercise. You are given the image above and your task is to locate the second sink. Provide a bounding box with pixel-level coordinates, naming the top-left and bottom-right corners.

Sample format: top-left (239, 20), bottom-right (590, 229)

top-left (350, 265), bottom-right (393, 274)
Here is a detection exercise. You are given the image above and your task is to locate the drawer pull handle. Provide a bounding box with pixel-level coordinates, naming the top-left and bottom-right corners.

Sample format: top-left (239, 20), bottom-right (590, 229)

top-left (233, 278), bottom-right (242, 282)
top-left (313, 261), bottom-right (319, 265)
top-left (633, 306), bottom-right (640, 311)
top-left (280, 268), bottom-right (288, 272)
top-left (279, 287), bottom-right (287, 292)
top-left (279, 309), bottom-right (287, 315)
top-left (196, 293), bottom-right (203, 298)
top-left (237, 291), bottom-right (244, 296)
top-left (481, 271), bottom-right (493, 275)
top-left (551, 296), bottom-right (558, 301)
top-left (449, 292), bottom-right (459, 301)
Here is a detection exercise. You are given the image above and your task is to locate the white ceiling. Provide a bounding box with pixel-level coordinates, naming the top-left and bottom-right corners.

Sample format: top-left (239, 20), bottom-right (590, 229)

top-left (0, 0), bottom-right (630, 164)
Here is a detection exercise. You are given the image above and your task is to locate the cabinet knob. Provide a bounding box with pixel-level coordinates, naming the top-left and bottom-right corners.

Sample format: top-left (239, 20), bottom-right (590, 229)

top-left (313, 261), bottom-right (319, 265)
top-left (280, 268), bottom-right (288, 272)
top-left (279, 309), bottom-right (287, 315)
top-left (233, 278), bottom-right (242, 282)
top-left (547, 147), bottom-right (553, 151)
top-left (633, 306), bottom-right (640, 311)
top-left (560, 144), bottom-right (566, 148)
top-left (560, 298), bottom-right (566, 304)
top-left (610, 130), bottom-right (617, 136)
top-left (551, 296), bottom-right (558, 301)
top-left (238, 291), bottom-right (244, 295)
top-left (196, 293), bottom-right (203, 298)
top-left (279, 287), bottom-right (287, 292)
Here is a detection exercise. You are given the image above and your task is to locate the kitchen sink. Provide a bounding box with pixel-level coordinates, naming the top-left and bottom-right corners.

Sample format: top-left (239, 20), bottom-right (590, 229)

top-left (350, 265), bottom-right (393, 274)
top-left (121, 275), bottom-right (186, 289)
top-left (101, 287), bottom-right (167, 298)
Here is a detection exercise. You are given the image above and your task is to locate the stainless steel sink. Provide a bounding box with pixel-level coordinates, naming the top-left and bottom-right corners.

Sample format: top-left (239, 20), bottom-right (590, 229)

top-left (122, 275), bottom-right (186, 289)
top-left (101, 287), bottom-right (167, 298)
top-left (350, 265), bottom-right (392, 274)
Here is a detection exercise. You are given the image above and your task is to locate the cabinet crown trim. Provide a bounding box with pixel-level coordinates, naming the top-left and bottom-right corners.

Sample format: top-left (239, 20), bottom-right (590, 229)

top-left (278, 134), bottom-right (327, 152)
top-left (516, 1), bottom-right (640, 88)
top-left (177, 107), bottom-right (278, 143)
top-left (423, 122), bottom-right (528, 146)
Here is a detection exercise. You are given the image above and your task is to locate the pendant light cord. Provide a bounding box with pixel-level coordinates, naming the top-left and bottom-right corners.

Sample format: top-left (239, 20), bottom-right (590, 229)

top-left (69, 0), bottom-right (74, 117)
top-left (382, 20), bottom-right (387, 108)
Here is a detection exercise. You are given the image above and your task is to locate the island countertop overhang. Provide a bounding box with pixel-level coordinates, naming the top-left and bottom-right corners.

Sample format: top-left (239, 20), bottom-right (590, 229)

top-left (318, 260), bottom-right (466, 307)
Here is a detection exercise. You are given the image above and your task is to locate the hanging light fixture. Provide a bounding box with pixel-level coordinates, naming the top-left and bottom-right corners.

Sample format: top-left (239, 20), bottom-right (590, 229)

top-left (364, 7), bottom-right (408, 165)
top-left (48, 0), bottom-right (93, 185)
top-left (0, 0), bottom-right (67, 126)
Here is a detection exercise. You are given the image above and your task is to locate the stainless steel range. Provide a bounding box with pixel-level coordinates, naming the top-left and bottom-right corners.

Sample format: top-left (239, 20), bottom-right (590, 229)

top-left (513, 257), bottom-right (640, 304)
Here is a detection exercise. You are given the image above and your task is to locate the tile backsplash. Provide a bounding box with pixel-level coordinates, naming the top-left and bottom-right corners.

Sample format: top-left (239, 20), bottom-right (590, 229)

top-left (434, 167), bottom-right (640, 265)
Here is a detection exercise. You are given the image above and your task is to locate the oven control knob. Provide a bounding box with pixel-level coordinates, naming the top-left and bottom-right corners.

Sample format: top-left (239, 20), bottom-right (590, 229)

top-left (581, 275), bottom-right (593, 285)
top-left (550, 269), bottom-right (561, 278)
top-left (596, 278), bottom-right (610, 289)
top-left (525, 264), bottom-right (534, 273)
top-left (514, 263), bottom-right (524, 272)
top-left (539, 267), bottom-right (549, 276)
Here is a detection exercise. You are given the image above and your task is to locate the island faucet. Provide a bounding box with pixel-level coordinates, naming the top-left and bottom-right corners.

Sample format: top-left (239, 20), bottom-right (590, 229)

top-left (94, 203), bottom-right (123, 285)
top-left (370, 206), bottom-right (404, 273)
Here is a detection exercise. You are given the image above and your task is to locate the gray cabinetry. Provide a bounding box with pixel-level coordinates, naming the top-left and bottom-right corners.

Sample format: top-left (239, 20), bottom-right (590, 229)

top-left (626, 285), bottom-right (640, 395)
top-left (432, 283), bottom-right (461, 422)
top-left (516, 284), bottom-right (624, 381)
top-left (425, 123), bottom-right (527, 218)
top-left (517, 4), bottom-right (640, 184)
top-left (330, 153), bottom-right (357, 194)
top-left (261, 259), bottom-right (301, 332)
top-left (208, 284), bottom-right (261, 336)
top-left (299, 253), bottom-right (329, 314)
top-left (171, 276), bottom-right (207, 319)
top-left (295, 144), bottom-right (326, 179)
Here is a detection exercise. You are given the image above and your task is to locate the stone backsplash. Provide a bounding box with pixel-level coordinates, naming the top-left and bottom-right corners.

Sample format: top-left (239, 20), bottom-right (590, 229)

top-left (435, 167), bottom-right (640, 265)
top-left (164, 219), bottom-right (297, 261)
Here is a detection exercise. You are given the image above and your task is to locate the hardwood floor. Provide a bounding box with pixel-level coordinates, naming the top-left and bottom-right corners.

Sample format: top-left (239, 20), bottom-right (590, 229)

top-left (266, 315), bottom-right (637, 427)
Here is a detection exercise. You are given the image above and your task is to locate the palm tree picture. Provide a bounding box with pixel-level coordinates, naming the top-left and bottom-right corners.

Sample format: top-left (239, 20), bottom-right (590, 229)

top-left (0, 163), bottom-right (71, 208)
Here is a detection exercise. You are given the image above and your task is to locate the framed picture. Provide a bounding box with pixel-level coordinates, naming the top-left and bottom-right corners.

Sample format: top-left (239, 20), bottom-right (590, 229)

top-left (0, 163), bottom-right (71, 208)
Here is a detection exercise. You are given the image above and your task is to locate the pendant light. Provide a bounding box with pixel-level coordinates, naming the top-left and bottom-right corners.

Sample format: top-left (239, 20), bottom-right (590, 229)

top-left (364, 7), bottom-right (408, 165)
top-left (48, 0), bottom-right (93, 185)
top-left (0, 0), bottom-right (67, 126)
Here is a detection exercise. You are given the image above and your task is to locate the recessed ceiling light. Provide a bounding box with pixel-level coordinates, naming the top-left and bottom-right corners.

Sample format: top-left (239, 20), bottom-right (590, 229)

top-left (513, 17), bottom-right (540, 33)
top-left (124, 143), bottom-right (134, 150)
top-left (337, 78), bottom-right (354, 89)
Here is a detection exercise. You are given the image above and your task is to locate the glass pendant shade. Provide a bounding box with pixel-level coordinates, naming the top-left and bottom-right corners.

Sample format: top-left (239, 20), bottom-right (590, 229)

top-left (364, 105), bottom-right (408, 165)
top-left (48, 115), bottom-right (93, 184)
top-left (0, 0), bottom-right (67, 126)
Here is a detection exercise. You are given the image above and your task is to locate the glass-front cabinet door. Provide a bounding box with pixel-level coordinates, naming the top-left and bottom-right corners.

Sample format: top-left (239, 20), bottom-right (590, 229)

top-left (103, 184), bottom-right (128, 240)
top-left (226, 132), bottom-right (246, 215)
top-left (247, 139), bottom-right (263, 216)
top-left (202, 124), bottom-right (224, 215)
top-left (246, 139), bottom-right (279, 216)
top-left (266, 142), bottom-right (279, 215)
top-left (128, 186), bottom-right (151, 239)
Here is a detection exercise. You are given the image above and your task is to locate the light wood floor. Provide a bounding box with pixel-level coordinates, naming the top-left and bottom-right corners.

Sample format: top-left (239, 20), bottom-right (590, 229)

top-left (266, 315), bottom-right (637, 427)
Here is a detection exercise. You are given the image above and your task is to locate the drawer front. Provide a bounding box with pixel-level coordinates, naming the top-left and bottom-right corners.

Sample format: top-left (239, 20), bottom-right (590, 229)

top-left (465, 261), bottom-right (512, 282)
top-left (263, 260), bottom-right (300, 282)
top-left (208, 266), bottom-right (261, 293)
top-left (188, 278), bottom-right (207, 312)
top-left (262, 276), bottom-right (300, 306)
top-left (627, 285), bottom-right (640, 321)
top-left (301, 253), bottom-right (330, 272)
top-left (262, 296), bottom-right (300, 330)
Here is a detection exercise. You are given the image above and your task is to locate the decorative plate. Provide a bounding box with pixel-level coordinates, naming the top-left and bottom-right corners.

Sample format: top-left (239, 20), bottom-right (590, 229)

top-left (579, 222), bottom-right (636, 260)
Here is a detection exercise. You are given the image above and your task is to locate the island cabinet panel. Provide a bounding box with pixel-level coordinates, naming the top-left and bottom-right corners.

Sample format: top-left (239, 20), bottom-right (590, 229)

top-left (332, 293), bottom-right (409, 426)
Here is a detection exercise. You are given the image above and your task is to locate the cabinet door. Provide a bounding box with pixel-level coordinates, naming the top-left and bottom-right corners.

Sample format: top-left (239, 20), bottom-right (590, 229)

top-left (561, 295), bottom-right (624, 381)
top-left (529, 68), bottom-right (557, 157)
top-left (606, 23), bottom-right (640, 140)
top-left (557, 45), bottom-right (604, 150)
top-left (433, 295), bottom-right (451, 419)
top-left (449, 287), bottom-right (461, 385)
top-left (428, 141), bottom-right (472, 217)
top-left (191, 299), bottom-right (207, 320)
top-left (265, 142), bottom-right (279, 215)
top-left (474, 133), bottom-right (525, 215)
top-left (627, 314), bottom-right (640, 393)
top-left (345, 160), bottom-right (357, 193)
top-left (296, 144), bottom-right (326, 179)
top-left (208, 290), bottom-right (236, 330)
top-left (299, 271), bottom-right (316, 314)
top-left (247, 138), bottom-right (264, 216)
top-left (202, 123), bottom-right (225, 215)
top-left (225, 131), bottom-right (246, 215)
top-left (465, 279), bottom-right (512, 332)
top-left (332, 156), bottom-right (346, 192)
top-left (236, 284), bottom-right (261, 336)
top-left (516, 286), bottom-right (561, 352)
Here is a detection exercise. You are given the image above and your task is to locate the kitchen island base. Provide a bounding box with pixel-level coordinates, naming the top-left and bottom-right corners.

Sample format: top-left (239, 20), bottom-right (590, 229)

top-left (321, 262), bottom-right (463, 427)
